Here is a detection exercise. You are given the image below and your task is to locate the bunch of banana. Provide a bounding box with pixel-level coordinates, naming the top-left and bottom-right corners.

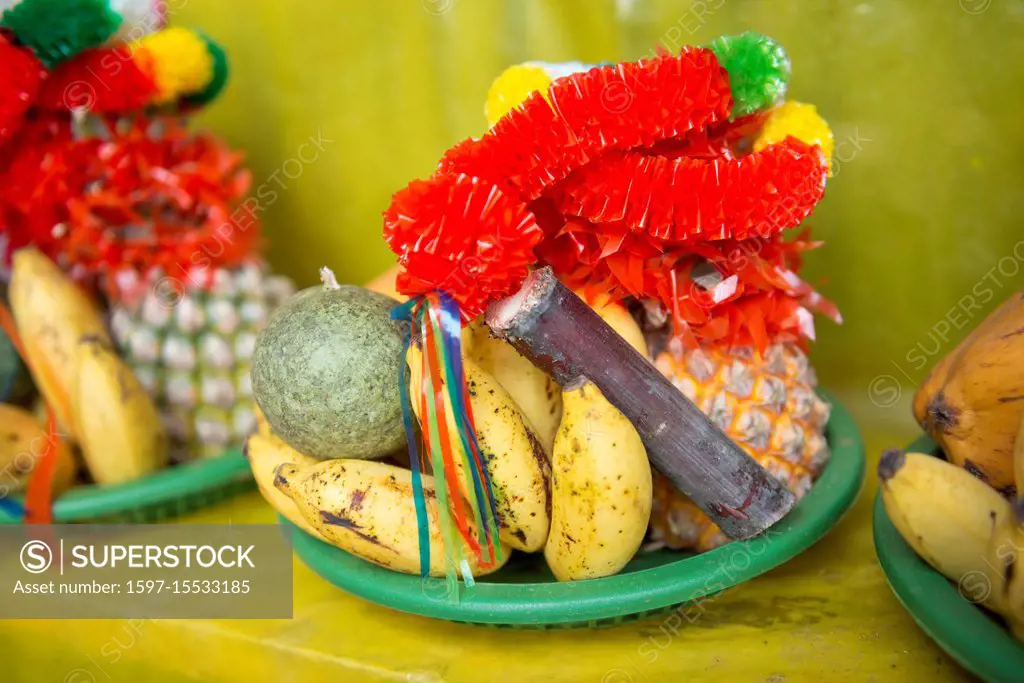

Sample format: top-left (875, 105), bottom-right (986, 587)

top-left (7, 248), bottom-right (167, 486)
top-left (913, 291), bottom-right (1024, 495)
top-left (8, 248), bottom-right (111, 434)
top-left (880, 435), bottom-right (1024, 638)
top-left (251, 288), bottom-right (656, 582)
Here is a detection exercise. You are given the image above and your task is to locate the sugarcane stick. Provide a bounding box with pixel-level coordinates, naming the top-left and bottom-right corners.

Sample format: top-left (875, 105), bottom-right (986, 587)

top-left (486, 267), bottom-right (796, 540)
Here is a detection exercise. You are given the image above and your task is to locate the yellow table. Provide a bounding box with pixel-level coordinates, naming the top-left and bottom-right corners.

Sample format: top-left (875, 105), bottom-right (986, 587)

top-left (0, 425), bottom-right (972, 683)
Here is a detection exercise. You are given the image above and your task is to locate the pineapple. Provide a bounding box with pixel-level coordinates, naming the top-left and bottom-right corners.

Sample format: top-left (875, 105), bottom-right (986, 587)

top-left (648, 343), bottom-right (831, 552)
top-left (109, 260), bottom-right (294, 461)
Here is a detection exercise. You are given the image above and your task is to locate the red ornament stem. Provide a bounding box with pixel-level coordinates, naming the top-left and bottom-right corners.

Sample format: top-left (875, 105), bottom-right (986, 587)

top-left (485, 267), bottom-right (796, 540)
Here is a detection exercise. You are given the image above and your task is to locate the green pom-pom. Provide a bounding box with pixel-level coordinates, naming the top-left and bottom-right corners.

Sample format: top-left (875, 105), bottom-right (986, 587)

top-left (708, 32), bottom-right (790, 119)
top-left (183, 32), bottom-right (230, 107)
top-left (1, 0), bottom-right (122, 68)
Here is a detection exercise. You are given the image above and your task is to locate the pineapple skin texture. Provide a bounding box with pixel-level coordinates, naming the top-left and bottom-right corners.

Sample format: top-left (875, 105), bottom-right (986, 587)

top-left (109, 261), bottom-right (295, 461)
top-left (649, 343), bottom-right (831, 552)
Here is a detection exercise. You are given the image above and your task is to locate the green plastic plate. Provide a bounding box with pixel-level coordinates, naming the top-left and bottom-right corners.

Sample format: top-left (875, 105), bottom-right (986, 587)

top-left (289, 392), bottom-right (865, 629)
top-left (0, 449), bottom-right (252, 525)
top-left (873, 436), bottom-right (1024, 683)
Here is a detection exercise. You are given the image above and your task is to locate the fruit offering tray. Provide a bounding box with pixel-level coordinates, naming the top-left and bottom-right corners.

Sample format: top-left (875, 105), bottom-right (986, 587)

top-left (289, 392), bottom-right (863, 630)
top-left (874, 436), bottom-right (1024, 683)
top-left (0, 449), bottom-right (251, 525)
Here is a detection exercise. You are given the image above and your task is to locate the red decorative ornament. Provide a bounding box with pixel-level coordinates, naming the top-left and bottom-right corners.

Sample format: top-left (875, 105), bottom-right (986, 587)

top-left (439, 48), bottom-right (733, 200)
top-left (550, 138), bottom-right (826, 242)
top-left (383, 45), bottom-right (834, 347)
top-left (384, 174), bottom-right (543, 318)
top-left (36, 46), bottom-right (159, 113)
top-left (0, 35), bottom-right (46, 147)
top-left (0, 114), bottom-right (258, 289)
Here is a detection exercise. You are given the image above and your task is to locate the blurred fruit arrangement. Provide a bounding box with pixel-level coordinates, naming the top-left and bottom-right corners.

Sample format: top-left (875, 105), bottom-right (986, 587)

top-left (880, 291), bottom-right (1024, 643)
top-left (248, 33), bottom-right (849, 585)
top-left (0, 0), bottom-right (293, 515)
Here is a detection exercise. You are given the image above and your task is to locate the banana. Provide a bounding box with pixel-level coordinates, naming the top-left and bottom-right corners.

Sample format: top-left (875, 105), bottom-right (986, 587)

top-left (73, 339), bottom-right (168, 484)
top-left (466, 319), bottom-right (562, 454)
top-left (275, 458), bottom-right (510, 576)
top-left (879, 449), bottom-right (1011, 610)
top-left (255, 404), bottom-right (272, 439)
top-left (913, 291), bottom-right (1024, 494)
top-left (364, 265), bottom-right (405, 301)
top-left (583, 295), bottom-right (648, 357)
top-left (245, 432), bottom-right (326, 541)
top-left (407, 345), bottom-right (551, 551)
top-left (1015, 415), bottom-right (1024, 495)
top-left (545, 380), bottom-right (652, 581)
top-left (8, 248), bottom-right (111, 435)
top-left (0, 403), bottom-right (76, 495)
top-left (984, 498), bottom-right (1024, 623)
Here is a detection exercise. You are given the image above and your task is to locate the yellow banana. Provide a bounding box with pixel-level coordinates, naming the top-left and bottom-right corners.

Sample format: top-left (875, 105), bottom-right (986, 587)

top-left (583, 295), bottom-right (648, 357)
top-left (466, 319), bottom-right (562, 454)
top-left (255, 404), bottom-right (272, 439)
top-left (73, 339), bottom-right (168, 484)
top-left (9, 248), bottom-right (111, 435)
top-left (984, 499), bottom-right (1024, 622)
top-left (407, 346), bottom-right (551, 552)
top-left (545, 380), bottom-right (651, 581)
top-left (1014, 415), bottom-right (1024, 495)
top-left (245, 432), bottom-right (326, 541)
top-left (364, 265), bottom-right (406, 302)
top-left (879, 449), bottom-right (1011, 610)
top-left (275, 458), bottom-right (509, 577)
top-left (0, 403), bottom-right (76, 495)
top-left (463, 300), bottom-right (645, 456)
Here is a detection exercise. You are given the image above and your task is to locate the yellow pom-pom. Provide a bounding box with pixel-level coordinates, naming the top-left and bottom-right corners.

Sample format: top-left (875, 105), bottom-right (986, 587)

top-left (485, 63), bottom-right (553, 127)
top-left (754, 101), bottom-right (835, 171)
top-left (139, 27), bottom-right (214, 103)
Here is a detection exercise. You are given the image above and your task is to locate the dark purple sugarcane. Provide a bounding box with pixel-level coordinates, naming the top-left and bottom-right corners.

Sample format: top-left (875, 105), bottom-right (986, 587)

top-left (486, 267), bottom-right (796, 540)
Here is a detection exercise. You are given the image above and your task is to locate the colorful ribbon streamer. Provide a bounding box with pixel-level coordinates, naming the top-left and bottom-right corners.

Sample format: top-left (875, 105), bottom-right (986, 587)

top-left (391, 293), bottom-right (502, 594)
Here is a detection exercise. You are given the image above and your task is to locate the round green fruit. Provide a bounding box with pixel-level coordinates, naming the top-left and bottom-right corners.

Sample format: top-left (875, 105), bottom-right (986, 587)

top-left (251, 268), bottom-right (408, 460)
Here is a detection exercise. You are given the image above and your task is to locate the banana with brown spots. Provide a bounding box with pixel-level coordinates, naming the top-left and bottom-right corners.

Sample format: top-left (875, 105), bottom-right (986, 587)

top-left (275, 458), bottom-right (509, 576)
top-left (246, 432), bottom-right (326, 542)
top-left (407, 346), bottom-right (551, 552)
top-left (545, 380), bottom-right (651, 581)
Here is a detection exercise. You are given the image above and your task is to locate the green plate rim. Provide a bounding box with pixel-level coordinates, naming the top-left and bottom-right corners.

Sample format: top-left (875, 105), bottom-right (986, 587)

top-left (0, 448), bottom-right (250, 524)
top-left (289, 390), bottom-right (865, 626)
top-left (872, 435), bottom-right (1024, 683)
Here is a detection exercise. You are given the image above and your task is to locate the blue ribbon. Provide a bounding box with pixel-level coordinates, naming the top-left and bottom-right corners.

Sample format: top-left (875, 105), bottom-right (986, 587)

top-left (390, 297), bottom-right (431, 577)
top-left (0, 496), bottom-right (25, 520)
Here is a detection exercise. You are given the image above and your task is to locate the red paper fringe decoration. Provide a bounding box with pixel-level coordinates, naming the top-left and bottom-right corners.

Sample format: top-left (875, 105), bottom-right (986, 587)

top-left (384, 46), bottom-right (833, 345)
top-left (438, 48), bottom-right (733, 200)
top-left (0, 115), bottom-right (257, 286)
top-left (538, 221), bottom-right (839, 348)
top-left (0, 37), bottom-right (46, 147)
top-left (384, 174), bottom-right (543, 318)
top-left (550, 138), bottom-right (826, 242)
top-left (36, 46), bottom-right (158, 113)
